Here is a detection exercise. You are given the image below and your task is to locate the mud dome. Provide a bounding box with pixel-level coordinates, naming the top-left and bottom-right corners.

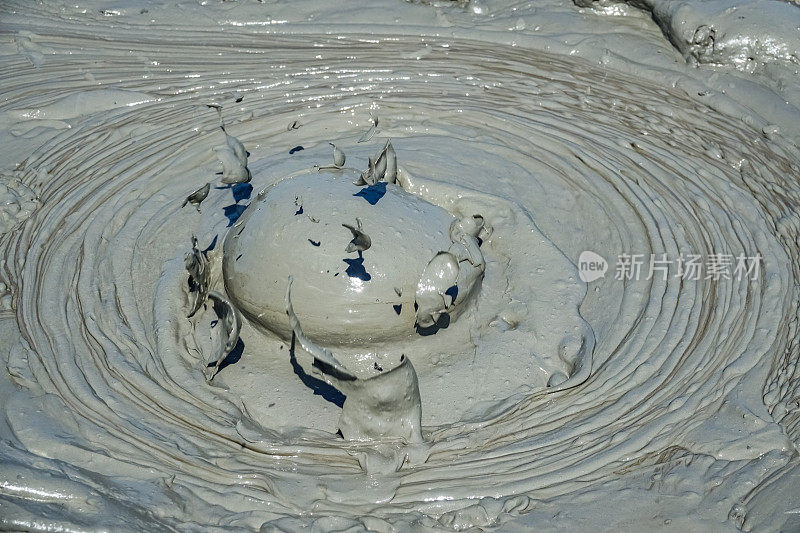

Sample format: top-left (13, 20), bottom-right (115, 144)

top-left (1, 0), bottom-right (800, 532)
top-left (222, 171), bottom-right (459, 347)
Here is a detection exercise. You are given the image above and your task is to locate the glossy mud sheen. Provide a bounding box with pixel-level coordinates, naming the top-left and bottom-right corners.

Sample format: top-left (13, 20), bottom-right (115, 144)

top-left (0, 0), bottom-right (799, 531)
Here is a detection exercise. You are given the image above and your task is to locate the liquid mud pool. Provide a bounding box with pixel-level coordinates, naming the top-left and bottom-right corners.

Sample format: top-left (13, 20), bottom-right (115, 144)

top-left (0, 0), bottom-right (799, 531)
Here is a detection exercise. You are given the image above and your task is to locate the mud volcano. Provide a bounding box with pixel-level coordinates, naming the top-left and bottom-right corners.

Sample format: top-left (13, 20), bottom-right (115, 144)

top-left (1, 0), bottom-right (799, 531)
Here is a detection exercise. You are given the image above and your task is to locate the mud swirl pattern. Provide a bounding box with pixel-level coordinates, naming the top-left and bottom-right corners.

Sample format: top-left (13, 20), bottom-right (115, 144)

top-left (1, 21), bottom-right (799, 531)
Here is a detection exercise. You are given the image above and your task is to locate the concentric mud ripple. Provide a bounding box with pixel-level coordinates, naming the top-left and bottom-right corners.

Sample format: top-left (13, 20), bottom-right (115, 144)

top-left (1, 24), bottom-right (799, 530)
